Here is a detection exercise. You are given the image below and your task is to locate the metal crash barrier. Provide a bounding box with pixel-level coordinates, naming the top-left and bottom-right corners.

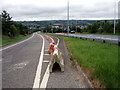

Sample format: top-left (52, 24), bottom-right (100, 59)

top-left (45, 35), bottom-right (64, 73)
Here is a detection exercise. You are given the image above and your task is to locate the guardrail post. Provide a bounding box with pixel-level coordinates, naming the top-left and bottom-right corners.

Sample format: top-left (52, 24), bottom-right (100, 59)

top-left (118, 41), bottom-right (120, 46)
top-left (103, 40), bottom-right (105, 43)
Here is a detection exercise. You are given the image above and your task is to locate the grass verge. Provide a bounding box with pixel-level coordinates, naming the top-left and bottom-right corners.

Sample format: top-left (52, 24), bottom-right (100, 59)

top-left (50, 34), bottom-right (119, 88)
top-left (0, 34), bottom-right (32, 47)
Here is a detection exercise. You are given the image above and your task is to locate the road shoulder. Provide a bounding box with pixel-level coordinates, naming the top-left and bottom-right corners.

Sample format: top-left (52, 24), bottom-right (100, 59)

top-left (47, 36), bottom-right (92, 88)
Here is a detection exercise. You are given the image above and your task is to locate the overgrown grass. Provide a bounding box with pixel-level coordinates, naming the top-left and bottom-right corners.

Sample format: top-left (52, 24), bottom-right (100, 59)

top-left (0, 34), bottom-right (32, 47)
top-left (50, 34), bottom-right (119, 88)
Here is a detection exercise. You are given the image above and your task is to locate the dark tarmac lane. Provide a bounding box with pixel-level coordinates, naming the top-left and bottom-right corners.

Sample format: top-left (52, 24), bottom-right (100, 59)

top-left (2, 34), bottom-right (43, 88)
top-left (1, 33), bottom-right (92, 89)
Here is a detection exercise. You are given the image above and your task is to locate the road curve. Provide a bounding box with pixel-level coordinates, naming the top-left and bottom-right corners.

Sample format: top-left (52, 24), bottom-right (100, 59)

top-left (1, 33), bottom-right (93, 89)
top-left (2, 34), bottom-right (43, 88)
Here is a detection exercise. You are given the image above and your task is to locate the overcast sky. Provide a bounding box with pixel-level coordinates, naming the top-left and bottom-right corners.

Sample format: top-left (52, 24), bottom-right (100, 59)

top-left (0, 0), bottom-right (119, 21)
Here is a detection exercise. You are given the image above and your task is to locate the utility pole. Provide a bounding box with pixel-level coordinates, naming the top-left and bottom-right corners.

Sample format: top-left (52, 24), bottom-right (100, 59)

top-left (67, 0), bottom-right (70, 34)
top-left (51, 16), bottom-right (53, 34)
top-left (114, 1), bottom-right (116, 34)
top-left (76, 17), bottom-right (77, 33)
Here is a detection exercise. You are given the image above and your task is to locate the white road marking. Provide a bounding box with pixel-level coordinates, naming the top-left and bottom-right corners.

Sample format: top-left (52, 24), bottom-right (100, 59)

top-left (43, 60), bottom-right (49, 63)
top-left (44, 54), bottom-right (49, 56)
top-left (40, 36), bottom-right (60, 88)
top-left (40, 63), bottom-right (50, 88)
top-left (13, 61), bottom-right (29, 69)
top-left (32, 34), bottom-right (45, 88)
top-left (56, 37), bottom-right (60, 46)
top-left (6, 61), bottom-right (29, 73)
top-left (0, 34), bottom-right (35, 52)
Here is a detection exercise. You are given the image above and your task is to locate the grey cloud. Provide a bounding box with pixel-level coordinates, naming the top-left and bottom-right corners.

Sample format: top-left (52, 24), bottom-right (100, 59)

top-left (1, 4), bottom-right (67, 20)
top-left (69, 1), bottom-right (116, 19)
top-left (1, 0), bottom-right (117, 21)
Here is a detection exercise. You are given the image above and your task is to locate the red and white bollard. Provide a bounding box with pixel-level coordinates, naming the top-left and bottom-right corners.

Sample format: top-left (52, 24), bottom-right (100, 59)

top-left (49, 44), bottom-right (64, 73)
top-left (45, 35), bottom-right (64, 73)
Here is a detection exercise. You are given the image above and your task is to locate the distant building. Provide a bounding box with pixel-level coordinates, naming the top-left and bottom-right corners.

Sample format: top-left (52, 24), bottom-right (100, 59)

top-left (27, 25), bottom-right (41, 29)
top-left (52, 24), bottom-right (63, 29)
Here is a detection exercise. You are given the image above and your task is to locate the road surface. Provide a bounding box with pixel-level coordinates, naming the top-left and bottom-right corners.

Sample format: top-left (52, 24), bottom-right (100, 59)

top-left (1, 33), bottom-right (92, 89)
top-left (47, 36), bottom-right (92, 88)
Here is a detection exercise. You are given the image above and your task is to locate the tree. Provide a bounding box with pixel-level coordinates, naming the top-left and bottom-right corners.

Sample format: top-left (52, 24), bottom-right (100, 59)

top-left (10, 25), bottom-right (19, 37)
top-left (2, 10), bottom-right (12, 22)
top-left (102, 22), bottom-right (113, 33)
top-left (2, 10), bottom-right (29, 37)
top-left (82, 21), bottom-right (115, 34)
top-left (2, 10), bottom-right (13, 36)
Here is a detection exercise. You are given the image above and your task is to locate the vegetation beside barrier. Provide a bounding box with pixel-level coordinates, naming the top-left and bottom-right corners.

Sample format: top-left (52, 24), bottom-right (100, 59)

top-left (50, 34), bottom-right (119, 88)
top-left (1, 10), bottom-right (34, 47)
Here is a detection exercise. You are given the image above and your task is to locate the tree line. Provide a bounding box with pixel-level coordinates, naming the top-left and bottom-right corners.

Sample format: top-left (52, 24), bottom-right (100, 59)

top-left (82, 20), bottom-right (120, 34)
top-left (1, 10), bottom-right (30, 37)
top-left (2, 10), bottom-right (119, 35)
top-left (67, 20), bottom-right (120, 34)
top-left (42, 20), bottom-right (120, 34)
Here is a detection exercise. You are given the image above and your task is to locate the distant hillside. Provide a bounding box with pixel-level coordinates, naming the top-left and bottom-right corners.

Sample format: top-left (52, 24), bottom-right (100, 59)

top-left (15, 20), bottom-right (115, 29)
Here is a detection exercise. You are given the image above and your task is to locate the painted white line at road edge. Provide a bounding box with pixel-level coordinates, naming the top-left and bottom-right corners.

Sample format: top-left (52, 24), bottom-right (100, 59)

top-left (40, 36), bottom-right (60, 88)
top-left (40, 64), bottom-right (50, 88)
top-left (33, 34), bottom-right (45, 88)
top-left (56, 37), bottom-right (60, 46)
top-left (0, 34), bottom-right (35, 51)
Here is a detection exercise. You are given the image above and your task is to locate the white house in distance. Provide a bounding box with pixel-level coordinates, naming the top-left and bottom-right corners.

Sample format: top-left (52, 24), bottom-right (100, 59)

top-left (52, 24), bottom-right (63, 29)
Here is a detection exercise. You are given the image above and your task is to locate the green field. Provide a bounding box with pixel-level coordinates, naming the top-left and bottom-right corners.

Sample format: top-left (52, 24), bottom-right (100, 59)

top-left (50, 34), bottom-right (119, 88)
top-left (0, 34), bottom-right (32, 47)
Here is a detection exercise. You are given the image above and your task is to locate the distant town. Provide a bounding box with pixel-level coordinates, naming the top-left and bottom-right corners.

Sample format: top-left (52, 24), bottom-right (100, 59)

top-left (15, 20), bottom-right (119, 34)
top-left (16, 20), bottom-right (115, 30)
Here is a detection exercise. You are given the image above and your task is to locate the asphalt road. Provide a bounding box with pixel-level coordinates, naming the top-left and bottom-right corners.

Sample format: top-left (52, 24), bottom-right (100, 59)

top-left (2, 34), bottom-right (50, 88)
top-left (1, 33), bottom-right (92, 89)
top-left (47, 36), bottom-right (92, 88)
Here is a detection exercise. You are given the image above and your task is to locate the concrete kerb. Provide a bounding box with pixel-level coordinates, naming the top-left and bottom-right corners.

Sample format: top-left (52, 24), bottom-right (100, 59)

top-left (44, 35), bottom-right (64, 73)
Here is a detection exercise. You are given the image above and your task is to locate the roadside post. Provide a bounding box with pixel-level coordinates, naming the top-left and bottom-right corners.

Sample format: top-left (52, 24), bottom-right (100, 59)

top-left (44, 35), bottom-right (64, 72)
